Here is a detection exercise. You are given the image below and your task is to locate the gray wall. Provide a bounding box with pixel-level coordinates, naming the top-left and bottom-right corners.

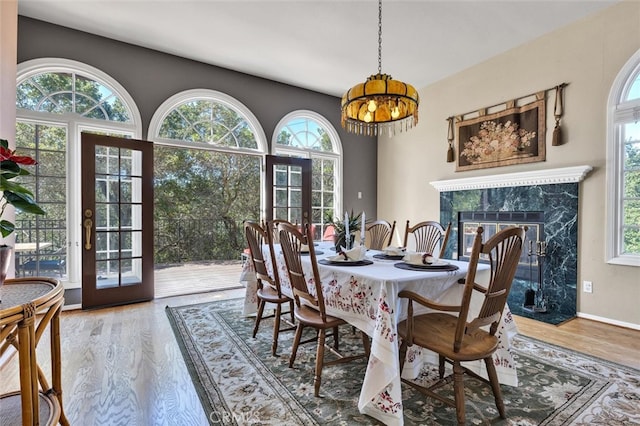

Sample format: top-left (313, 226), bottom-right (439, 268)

top-left (17, 16), bottom-right (377, 217)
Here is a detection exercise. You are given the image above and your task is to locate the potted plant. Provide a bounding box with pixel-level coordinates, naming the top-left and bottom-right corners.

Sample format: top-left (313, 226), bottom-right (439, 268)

top-left (325, 210), bottom-right (361, 251)
top-left (0, 137), bottom-right (45, 291)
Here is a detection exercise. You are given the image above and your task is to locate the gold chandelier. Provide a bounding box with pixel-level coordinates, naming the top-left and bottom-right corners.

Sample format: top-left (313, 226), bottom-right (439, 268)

top-left (341, 0), bottom-right (419, 137)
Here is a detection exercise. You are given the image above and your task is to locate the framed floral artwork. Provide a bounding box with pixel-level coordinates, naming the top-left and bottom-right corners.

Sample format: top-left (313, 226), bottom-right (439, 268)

top-left (456, 98), bottom-right (545, 171)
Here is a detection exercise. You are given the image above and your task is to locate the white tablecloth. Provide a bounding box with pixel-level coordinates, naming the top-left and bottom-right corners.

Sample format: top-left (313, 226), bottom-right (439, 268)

top-left (240, 242), bottom-right (518, 426)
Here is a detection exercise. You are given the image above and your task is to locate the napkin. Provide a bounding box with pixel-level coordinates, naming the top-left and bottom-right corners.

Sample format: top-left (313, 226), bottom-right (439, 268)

top-left (300, 244), bottom-right (310, 253)
top-left (403, 252), bottom-right (437, 265)
top-left (329, 245), bottom-right (367, 262)
top-left (383, 245), bottom-right (406, 256)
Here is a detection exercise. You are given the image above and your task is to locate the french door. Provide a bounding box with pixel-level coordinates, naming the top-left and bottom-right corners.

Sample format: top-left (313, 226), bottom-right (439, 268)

top-left (265, 155), bottom-right (312, 226)
top-left (81, 133), bottom-right (154, 309)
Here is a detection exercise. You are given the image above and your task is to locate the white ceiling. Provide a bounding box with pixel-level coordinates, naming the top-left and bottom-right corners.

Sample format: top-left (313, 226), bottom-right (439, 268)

top-left (18, 0), bottom-right (618, 97)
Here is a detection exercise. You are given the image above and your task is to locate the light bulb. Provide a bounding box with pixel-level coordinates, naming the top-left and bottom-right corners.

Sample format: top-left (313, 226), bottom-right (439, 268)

top-left (364, 111), bottom-right (372, 123)
top-left (367, 99), bottom-right (377, 112)
top-left (391, 106), bottom-right (400, 119)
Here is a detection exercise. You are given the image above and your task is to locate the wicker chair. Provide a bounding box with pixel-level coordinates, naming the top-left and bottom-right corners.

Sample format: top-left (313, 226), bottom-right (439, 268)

top-left (397, 225), bottom-right (526, 425)
top-left (365, 220), bottom-right (396, 250)
top-left (244, 220), bottom-right (295, 356)
top-left (403, 220), bottom-right (451, 258)
top-left (278, 222), bottom-right (369, 397)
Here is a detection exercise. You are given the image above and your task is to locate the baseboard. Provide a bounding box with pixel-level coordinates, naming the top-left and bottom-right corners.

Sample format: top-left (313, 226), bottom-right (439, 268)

top-left (577, 311), bottom-right (640, 331)
top-left (62, 303), bottom-right (81, 311)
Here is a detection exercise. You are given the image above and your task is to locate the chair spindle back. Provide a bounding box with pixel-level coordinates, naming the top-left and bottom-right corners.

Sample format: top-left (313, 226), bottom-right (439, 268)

top-left (244, 220), bottom-right (281, 295)
top-left (278, 222), bottom-right (327, 320)
top-left (366, 220), bottom-right (396, 250)
top-left (403, 221), bottom-right (451, 258)
top-left (455, 226), bottom-right (526, 351)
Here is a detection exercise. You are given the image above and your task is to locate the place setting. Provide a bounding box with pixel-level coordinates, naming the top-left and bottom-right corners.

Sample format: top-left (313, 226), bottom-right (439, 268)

top-left (393, 252), bottom-right (459, 272)
top-left (318, 244), bottom-right (372, 266)
top-left (372, 245), bottom-right (406, 261)
top-left (300, 244), bottom-right (323, 256)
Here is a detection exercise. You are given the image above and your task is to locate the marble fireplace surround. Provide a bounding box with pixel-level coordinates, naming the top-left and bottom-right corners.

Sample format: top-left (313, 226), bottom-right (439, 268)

top-left (431, 165), bottom-right (592, 325)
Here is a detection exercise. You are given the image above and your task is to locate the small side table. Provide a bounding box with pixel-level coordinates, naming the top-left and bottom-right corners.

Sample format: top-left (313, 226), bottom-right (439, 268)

top-left (0, 277), bottom-right (68, 425)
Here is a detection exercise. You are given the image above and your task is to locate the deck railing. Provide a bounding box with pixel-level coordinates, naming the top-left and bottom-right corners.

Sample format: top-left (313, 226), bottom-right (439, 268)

top-left (154, 217), bottom-right (245, 264)
top-left (14, 217), bottom-right (246, 275)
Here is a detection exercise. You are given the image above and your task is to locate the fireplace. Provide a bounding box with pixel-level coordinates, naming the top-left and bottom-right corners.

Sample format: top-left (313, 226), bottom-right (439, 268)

top-left (458, 211), bottom-right (546, 312)
top-left (431, 166), bottom-right (592, 325)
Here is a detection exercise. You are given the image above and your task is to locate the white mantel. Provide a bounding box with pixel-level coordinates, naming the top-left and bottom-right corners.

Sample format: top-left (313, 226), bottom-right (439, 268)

top-left (430, 165), bottom-right (593, 192)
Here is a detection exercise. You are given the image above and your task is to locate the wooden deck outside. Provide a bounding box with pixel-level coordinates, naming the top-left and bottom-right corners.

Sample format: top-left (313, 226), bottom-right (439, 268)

top-left (154, 260), bottom-right (246, 299)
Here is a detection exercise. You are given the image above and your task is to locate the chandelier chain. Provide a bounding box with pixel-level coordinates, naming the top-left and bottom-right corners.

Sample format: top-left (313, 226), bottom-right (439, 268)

top-left (340, 0), bottom-right (419, 136)
top-left (378, 0), bottom-right (382, 74)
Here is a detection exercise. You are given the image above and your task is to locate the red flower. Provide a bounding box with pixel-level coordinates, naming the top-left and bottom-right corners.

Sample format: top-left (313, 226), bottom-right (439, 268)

top-left (0, 146), bottom-right (37, 165)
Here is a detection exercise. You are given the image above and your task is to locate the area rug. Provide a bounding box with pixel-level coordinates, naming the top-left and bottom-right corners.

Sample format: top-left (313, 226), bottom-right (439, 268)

top-left (166, 298), bottom-right (640, 425)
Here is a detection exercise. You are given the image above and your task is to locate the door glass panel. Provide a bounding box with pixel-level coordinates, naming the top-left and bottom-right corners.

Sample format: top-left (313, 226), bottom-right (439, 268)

top-left (130, 177), bottom-right (142, 203)
top-left (120, 148), bottom-right (133, 175)
top-left (290, 167), bottom-right (302, 186)
top-left (290, 208), bottom-right (302, 224)
top-left (121, 232), bottom-right (133, 258)
top-left (121, 205), bottom-right (132, 228)
top-left (275, 188), bottom-right (287, 207)
top-left (275, 165), bottom-right (287, 186)
top-left (95, 146), bottom-right (109, 174)
top-left (94, 144), bottom-right (144, 288)
top-left (96, 231), bottom-right (108, 257)
top-left (271, 163), bottom-right (304, 223)
top-left (124, 258), bottom-right (143, 284)
top-left (96, 260), bottom-right (118, 289)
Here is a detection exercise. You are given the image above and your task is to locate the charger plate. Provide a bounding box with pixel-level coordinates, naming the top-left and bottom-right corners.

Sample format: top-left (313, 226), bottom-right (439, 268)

top-left (394, 262), bottom-right (459, 272)
top-left (318, 259), bottom-right (373, 267)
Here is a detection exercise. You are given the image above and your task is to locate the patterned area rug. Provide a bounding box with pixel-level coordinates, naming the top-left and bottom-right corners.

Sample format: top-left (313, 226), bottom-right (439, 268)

top-left (166, 298), bottom-right (640, 425)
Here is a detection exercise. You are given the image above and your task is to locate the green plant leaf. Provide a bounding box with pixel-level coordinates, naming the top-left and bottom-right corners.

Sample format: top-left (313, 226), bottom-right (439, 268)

top-left (1, 161), bottom-right (21, 175)
top-left (0, 220), bottom-right (14, 238)
top-left (2, 179), bottom-right (35, 197)
top-left (5, 191), bottom-right (45, 215)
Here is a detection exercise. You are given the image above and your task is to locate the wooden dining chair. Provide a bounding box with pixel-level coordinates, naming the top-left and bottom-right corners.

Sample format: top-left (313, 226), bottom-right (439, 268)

top-left (365, 220), bottom-right (396, 250)
top-left (267, 219), bottom-right (294, 244)
top-left (244, 220), bottom-right (295, 356)
top-left (278, 222), bottom-right (369, 397)
top-left (403, 220), bottom-right (451, 258)
top-left (397, 225), bottom-right (526, 425)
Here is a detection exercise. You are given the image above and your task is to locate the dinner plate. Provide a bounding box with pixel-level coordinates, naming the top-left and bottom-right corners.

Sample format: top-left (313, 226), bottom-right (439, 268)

top-left (318, 259), bottom-right (373, 267)
top-left (406, 259), bottom-right (450, 268)
top-left (301, 250), bottom-right (324, 255)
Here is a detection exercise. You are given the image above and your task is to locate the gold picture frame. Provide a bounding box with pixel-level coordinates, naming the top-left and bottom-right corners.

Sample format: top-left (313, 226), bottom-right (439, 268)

top-left (456, 98), bottom-right (545, 171)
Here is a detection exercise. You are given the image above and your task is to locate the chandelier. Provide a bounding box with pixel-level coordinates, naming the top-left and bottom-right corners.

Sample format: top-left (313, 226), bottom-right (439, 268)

top-left (341, 0), bottom-right (419, 137)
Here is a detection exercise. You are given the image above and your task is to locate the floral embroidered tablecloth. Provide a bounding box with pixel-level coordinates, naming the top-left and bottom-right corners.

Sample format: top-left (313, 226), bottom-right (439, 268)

top-left (240, 243), bottom-right (518, 426)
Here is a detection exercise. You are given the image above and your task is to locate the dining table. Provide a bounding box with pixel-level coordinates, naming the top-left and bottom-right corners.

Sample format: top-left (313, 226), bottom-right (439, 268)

top-left (240, 242), bottom-right (519, 426)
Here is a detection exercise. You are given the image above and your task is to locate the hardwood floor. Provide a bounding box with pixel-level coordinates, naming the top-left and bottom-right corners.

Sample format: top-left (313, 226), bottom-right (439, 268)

top-left (154, 261), bottom-right (245, 299)
top-left (513, 314), bottom-right (640, 370)
top-left (1, 289), bottom-right (638, 425)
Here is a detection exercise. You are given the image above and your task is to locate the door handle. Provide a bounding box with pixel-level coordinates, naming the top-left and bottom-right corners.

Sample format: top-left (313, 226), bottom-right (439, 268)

top-left (84, 209), bottom-right (93, 250)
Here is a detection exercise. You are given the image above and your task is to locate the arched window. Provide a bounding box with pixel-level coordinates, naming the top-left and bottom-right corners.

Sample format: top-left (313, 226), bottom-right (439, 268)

top-left (15, 58), bottom-right (142, 286)
top-left (148, 90), bottom-right (266, 265)
top-left (149, 89), bottom-right (266, 153)
top-left (606, 48), bottom-right (640, 266)
top-left (273, 111), bottom-right (342, 239)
